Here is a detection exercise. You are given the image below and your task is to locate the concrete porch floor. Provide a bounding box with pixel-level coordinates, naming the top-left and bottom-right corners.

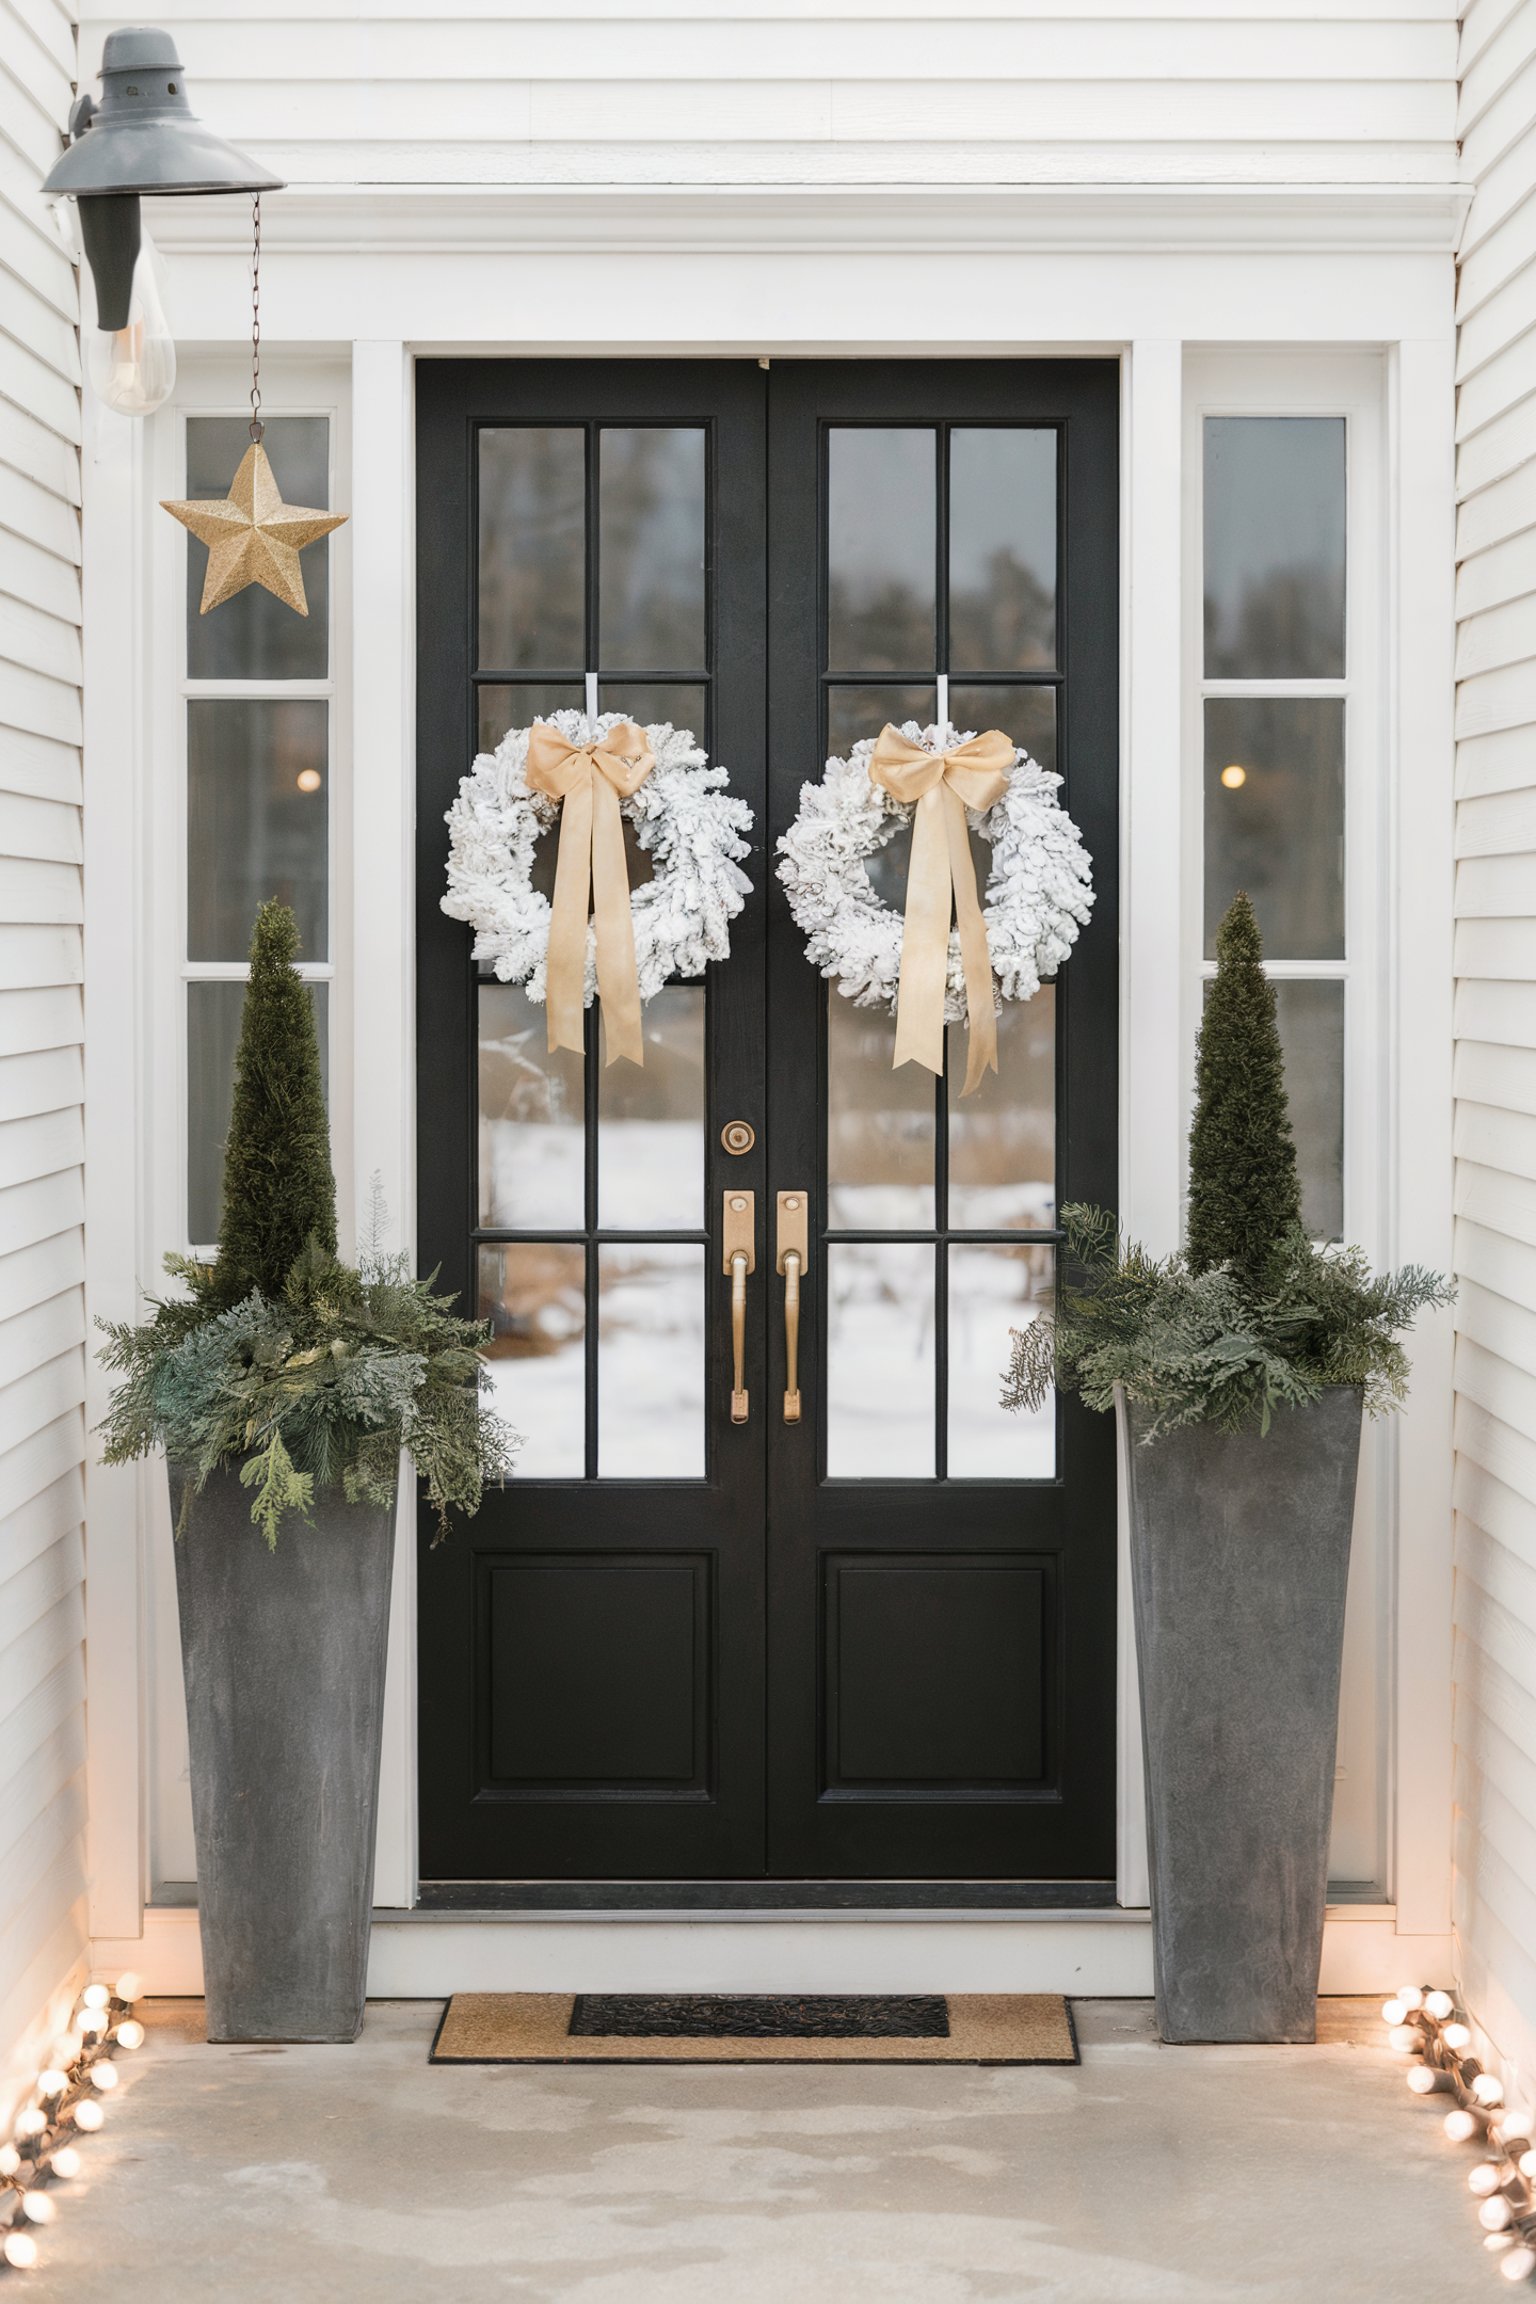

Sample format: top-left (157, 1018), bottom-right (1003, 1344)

top-left (28, 1997), bottom-right (1491, 2301)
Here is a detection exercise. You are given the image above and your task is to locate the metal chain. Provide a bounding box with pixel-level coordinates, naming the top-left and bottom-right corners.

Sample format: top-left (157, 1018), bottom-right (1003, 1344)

top-left (248, 193), bottom-right (263, 443)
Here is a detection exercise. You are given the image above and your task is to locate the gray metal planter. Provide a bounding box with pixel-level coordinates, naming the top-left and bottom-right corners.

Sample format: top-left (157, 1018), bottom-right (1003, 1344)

top-left (169, 1464), bottom-right (396, 2043)
top-left (1121, 1387), bottom-right (1363, 2044)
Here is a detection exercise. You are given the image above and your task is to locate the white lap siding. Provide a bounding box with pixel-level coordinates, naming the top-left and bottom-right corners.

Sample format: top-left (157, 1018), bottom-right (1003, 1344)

top-left (77, 2), bottom-right (1459, 193)
top-left (1453, 0), bottom-right (1536, 2089)
top-left (0, 0), bottom-right (87, 2130)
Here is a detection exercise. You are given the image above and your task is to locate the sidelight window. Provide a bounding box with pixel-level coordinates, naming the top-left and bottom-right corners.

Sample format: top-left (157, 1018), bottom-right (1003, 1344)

top-left (822, 424), bottom-right (1061, 1483)
top-left (472, 424), bottom-right (711, 1479)
top-left (181, 414), bottom-right (335, 1249)
top-left (1200, 415), bottom-right (1348, 1240)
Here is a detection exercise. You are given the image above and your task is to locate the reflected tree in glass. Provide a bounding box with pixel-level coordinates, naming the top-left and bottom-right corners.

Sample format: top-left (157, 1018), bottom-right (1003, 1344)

top-left (1204, 417), bottom-right (1345, 679)
top-left (599, 429), bottom-right (706, 670)
top-left (826, 430), bottom-right (935, 673)
top-left (478, 428), bottom-right (585, 670)
top-left (187, 698), bottom-right (329, 963)
top-left (949, 429), bottom-right (1056, 672)
top-left (186, 417), bottom-right (330, 681)
top-left (1203, 697), bottom-right (1344, 960)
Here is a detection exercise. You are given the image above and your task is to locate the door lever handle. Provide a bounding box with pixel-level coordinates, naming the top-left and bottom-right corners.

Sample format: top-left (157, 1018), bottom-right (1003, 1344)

top-left (776, 1192), bottom-right (809, 1426)
top-left (723, 1191), bottom-right (755, 1425)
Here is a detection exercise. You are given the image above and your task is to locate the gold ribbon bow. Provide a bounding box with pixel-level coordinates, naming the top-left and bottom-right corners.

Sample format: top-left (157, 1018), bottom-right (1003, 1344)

top-left (525, 720), bottom-right (656, 1065)
top-left (868, 723), bottom-right (1014, 1097)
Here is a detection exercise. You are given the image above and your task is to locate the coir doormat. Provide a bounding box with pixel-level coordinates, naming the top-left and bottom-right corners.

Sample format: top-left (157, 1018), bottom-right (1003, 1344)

top-left (430, 1991), bottom-right (1077, 2065)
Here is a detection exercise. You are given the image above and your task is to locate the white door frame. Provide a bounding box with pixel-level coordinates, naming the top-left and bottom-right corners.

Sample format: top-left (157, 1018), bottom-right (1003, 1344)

top-left (81, 184), bottom-right (1458, 1987)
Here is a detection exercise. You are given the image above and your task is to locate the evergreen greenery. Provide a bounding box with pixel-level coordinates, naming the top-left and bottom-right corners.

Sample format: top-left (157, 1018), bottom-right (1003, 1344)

top-left (99, 905), bottom-right (518, 1543)
top-left (1186, 892), bottom-right (1302, 1285)
top-left (1003, 892), bottom-right (1452, 1440)
top-left (1004, 1205), bottom-right (1453, 1441)
top-left (211, 899), bottom-right (336, 1307)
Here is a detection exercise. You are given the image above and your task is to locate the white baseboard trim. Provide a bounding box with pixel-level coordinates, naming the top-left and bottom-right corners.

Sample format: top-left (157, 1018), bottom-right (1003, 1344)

top-left (92, 1906), bottom-right (1452, 2001)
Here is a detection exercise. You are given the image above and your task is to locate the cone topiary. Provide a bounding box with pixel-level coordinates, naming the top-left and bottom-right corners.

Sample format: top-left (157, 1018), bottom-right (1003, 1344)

top-left (1186, 891), bottom-right (1302, 1285)
top-left (210, 900), bottom-right (337, 1309)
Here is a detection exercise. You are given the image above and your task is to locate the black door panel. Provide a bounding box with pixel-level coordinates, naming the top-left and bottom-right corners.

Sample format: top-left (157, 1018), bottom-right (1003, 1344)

top-left (416, 357), bottom-right (1118, 1884)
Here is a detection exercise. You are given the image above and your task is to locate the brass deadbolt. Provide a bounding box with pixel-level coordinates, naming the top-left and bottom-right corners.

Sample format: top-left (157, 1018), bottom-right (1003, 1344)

top-left (721, 1120), bottom-right (756, 1155)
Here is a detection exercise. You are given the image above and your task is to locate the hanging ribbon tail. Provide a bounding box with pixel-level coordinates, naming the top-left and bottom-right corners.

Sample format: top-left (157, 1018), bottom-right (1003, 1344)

top-left (525, 719), bottom-right (656, 1065)
top-left (868, 722), bottom-right (1012, 1094)
top-left (891, 785), bottom-right (952, 1078)
top-left (945, 788), bottom-right (999, 1097)
top-left (542, 766), bottom-right (594, 1057)
top-left (591, 771), bottom-right (645, 1067)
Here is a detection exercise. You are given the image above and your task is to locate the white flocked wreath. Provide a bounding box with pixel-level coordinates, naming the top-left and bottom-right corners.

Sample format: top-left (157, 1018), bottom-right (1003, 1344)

top-left (442, 711), bottom-right (754, 1008)
top-left (775, 722), bottom-right (1094, 1020)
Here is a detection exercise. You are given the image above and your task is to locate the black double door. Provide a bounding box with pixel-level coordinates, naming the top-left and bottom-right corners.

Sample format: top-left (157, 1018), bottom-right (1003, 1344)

top-left (416, 359), bottom-right (1119, 1886)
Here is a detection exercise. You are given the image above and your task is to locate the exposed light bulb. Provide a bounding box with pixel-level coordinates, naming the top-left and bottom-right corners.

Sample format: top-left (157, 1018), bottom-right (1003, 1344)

top-left (85, 235), bottom-right (176, 418)
top-left (2, 2230), bottom-right (38, 2270)
top-left (49, 2146), bottom-right (80, 2180)
top-left (296, 767), bottom-right (323, 794)
top-left (81, 1984), bottom-right (110, 2012)
top-left (71, 2099), bottom-right (103, 2133)
top-left (1425, 1990), bottom-right (1455, 2020)
top-left (1477, 2076), bottom-right (1508, 2107)
top-left (74, 2013), bottom-right (103, 2039)
top-left (1485, 2198), bottom-right (1517, 2234)
top-left (113, 1973), bottom-right (143, 2006)
top-left (19, 2193), bottom-right (54, 2228)
top-left (1398, 1986), bottom-right (1426, 2011)
top-left (1219, 763), bottom-right (1247, 790)
top-left (1445, 2023), bottom-right (1474, 2052)
top-left (14, 2109), bottom-right (46, 2139)
top-left (113, 2020), bottom-right (144, 2052)
top-left (1382, 1998), bottom-right (1408, 2027)
top-left (35, 2072), bottom-right (67, 2100)
top-left (1521, 2148), bottom-right (1536, 2181)
top-left (1389, 2025), bottom-right (1421, 2054)
top-left (1471, 2164), bottom-right (1503, 2197)
top-left (1492, 2233), bottom-right (1519, 2254)
top-left (1446, 2109), bottom-right (1481, 2142)
top-left (89, 2063), bottom-right (118, 2092)
top-left (1501, 2245), bottom-right (1536, 2282)
top-left (0, 2144), bottom-right (19, 2176)
top-left (1504, 2107), bottom-right (1536, 2143)
top-left (1408, 2065), bottom-right (1449, 2094)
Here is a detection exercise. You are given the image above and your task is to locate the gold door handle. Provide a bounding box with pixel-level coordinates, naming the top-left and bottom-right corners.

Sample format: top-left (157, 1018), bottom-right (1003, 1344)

top-left (776, 1191), bottom-right (809, 1426)
top-left (723, 1191), bottom-right (755, 1425)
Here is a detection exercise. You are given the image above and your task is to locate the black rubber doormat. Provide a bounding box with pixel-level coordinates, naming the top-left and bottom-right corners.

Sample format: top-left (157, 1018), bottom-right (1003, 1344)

top-left (430, 1991), bottom-right (1078, 2064)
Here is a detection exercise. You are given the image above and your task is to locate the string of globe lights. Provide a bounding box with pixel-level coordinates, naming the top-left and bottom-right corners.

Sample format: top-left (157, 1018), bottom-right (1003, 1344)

top-left (1388, 1986), bottom-right (1536, 2282)
top-left (0, 1976), bottom-right (143, 2273)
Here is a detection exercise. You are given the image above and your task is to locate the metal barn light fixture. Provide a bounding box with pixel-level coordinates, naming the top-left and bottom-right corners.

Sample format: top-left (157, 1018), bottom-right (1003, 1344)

top-left (42, 26), bottom-right (282, 415)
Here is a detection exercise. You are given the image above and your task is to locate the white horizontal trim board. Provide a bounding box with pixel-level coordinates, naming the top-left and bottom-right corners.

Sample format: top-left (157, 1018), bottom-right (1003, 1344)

top-left (90, 1908), bottom-right (1453, 2002)
top-left (83, 18), bottom-right (1460, 80)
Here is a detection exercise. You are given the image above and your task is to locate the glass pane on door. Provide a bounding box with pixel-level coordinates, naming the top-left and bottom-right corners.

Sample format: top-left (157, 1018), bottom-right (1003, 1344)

top-left (471, 417), bottom-right (714, 1485)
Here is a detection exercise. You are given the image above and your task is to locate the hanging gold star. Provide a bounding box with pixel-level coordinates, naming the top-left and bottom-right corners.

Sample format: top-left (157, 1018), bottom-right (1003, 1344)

top-left (161, 442), bottom-right (346, 617)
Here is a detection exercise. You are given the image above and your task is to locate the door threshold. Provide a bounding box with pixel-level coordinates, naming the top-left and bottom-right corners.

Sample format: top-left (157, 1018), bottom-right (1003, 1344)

top-left (416, 1880), bottom-right (1117, 1914)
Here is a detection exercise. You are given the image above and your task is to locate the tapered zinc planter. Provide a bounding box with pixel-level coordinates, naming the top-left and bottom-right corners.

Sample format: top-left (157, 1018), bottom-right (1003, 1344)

top-left (170, 1464), bottom-right (396, 2043)
top-left (1121, 1386), bottom-right (1364, 2044)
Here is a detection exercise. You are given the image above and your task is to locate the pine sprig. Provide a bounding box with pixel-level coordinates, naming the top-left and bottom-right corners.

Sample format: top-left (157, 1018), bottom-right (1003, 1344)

top-left (98, 1237), bottom-right (520, 1546)
top-left (1004, 1206), bottom-right (1453, 1442)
